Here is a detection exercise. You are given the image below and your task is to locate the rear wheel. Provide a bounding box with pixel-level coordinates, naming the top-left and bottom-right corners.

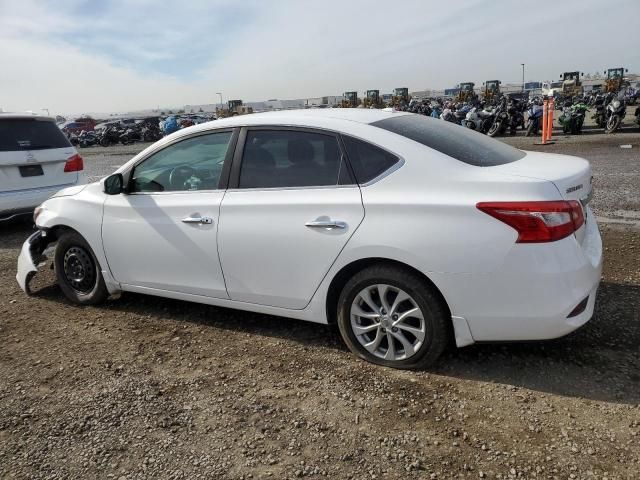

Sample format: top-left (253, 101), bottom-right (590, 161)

top-left (525, 121), bottom-right (533, 137)
top-left (54, 232), bottom-right (108, 305)
top-left (337, 265), bottom-right (449, 369)
top-left (487, 120), bottom-right (501, 137)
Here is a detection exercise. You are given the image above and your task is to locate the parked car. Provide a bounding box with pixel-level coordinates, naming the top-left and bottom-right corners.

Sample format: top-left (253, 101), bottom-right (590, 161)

top-left (17, 110), bottom-right (602, 369)
top-left (60, 116), bottom-right (96, 135)
top-left (1, 113), bottom-right (87, 223)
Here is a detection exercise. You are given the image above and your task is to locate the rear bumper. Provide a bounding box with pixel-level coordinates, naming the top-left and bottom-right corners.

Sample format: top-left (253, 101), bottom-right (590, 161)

top-left (0, 179), bottom-right (85, 222)
top-left (433, 215), bottom-right (603, 342)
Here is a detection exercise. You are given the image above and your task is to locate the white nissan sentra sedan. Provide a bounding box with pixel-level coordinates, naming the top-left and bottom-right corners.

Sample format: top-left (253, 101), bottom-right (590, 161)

top-left (17, 109), bottom-right (602, 368)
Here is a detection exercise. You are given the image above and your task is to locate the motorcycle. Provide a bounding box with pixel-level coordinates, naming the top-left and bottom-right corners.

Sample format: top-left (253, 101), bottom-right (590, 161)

top-left (141, 124), bottom-right (163, 142)
top-left (558, 101), bottom-right (589, 135)
top-left (507, 97), bottom-right (526, 133)
top-left (605, 97), bottom-right (626, 133)
top-left (487, 97), bottom-right (510, 137)
top-left (77, 130), bottom-right (98, 148)
top-left (464, 105), bottom-right (494, 133)
top-left (591, 93), bottom-right (610, 129)
top-left (524, 99), bottom-right (544, 137)
top-left (441, 103), bottom-right (469, 125)
top-left (98, 125), bottom-right (125, 147)
top-left (120, 125), bottom-right (142, 145)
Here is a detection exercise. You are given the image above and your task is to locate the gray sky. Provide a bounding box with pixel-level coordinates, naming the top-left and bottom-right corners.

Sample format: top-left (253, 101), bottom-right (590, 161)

top-left (1, 0), bottom-right (638, 115)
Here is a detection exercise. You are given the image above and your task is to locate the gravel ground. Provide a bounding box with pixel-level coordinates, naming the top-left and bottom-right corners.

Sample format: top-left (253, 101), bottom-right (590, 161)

top-left (1, 133), bottom-right (639, 479)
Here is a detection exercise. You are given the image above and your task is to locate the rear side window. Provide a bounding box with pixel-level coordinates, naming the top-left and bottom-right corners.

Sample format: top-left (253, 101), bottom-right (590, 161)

top-left (0, 119), bottom-right (71, 152)
top-left (342, 136), bottom-right (400, 184)
top-left (371, 114), bottom-right (525, 166)
top-left (239, 130), bottom-right (350, 189)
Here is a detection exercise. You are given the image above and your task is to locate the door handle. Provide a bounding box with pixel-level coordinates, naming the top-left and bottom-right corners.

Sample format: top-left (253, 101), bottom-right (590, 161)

top-left (181, 216), bottom-right (213, 225)
top-left (305, 219), bottom-right (347, 230)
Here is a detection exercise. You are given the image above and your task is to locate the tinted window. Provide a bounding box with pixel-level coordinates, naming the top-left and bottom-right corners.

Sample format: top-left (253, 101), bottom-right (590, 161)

top-left (239, 130), bottom-right (348, 188)
top-left (131, 131), bottom-right (232, 192)
top-left (342, 136), bottom-right (399, 184)
top-left (371, 114), bottom-right (525, 166)
top-left (0, 118), bottom-right (71, 151)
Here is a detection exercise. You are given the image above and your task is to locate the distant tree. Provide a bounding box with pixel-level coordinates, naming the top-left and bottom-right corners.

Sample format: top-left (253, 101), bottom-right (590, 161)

top-left (168, 110), bottom-right (173, 114)
top-left (160, 111), bottom-right (165, 115)
top-left (585, 73), bottom-right (592, 80)
top-left (177, 109), bottom-right (185, 114)
top-left (198, 108), bottom-right (204, 112)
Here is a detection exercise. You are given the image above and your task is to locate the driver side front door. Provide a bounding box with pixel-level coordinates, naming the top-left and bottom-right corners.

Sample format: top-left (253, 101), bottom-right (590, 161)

top-left (102, 129), bottom-right (236, 298)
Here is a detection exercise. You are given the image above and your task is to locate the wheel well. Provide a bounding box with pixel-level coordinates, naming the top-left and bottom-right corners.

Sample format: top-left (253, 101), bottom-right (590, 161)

top-left (47, 225), bottom-right (77, 242)
top-left (325, 258), bottom-right (452, 325)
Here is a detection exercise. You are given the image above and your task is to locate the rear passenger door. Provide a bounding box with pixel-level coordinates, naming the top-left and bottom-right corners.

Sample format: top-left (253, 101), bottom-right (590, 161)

top-left (218, 127), bottom-right (364, 309)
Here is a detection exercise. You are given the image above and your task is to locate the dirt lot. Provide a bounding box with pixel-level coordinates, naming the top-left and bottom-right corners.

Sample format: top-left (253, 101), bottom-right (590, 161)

top-left (1, 135), bottom-right (639, 479)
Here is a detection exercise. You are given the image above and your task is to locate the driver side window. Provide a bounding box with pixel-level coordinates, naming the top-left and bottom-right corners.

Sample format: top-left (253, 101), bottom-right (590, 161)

top-left (131, 131), bottom-right (232, 192)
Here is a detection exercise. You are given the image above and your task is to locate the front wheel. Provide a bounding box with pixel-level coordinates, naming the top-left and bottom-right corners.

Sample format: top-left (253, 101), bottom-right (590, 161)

top-left (54, 232), bottom-right (109, 305)
top-left (606, 114), bottom-right (621, 133)
top-left (337, 265), bottom-right (450, 369)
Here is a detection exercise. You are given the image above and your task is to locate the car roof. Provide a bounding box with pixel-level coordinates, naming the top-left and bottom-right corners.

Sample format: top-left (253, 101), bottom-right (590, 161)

top-left (184, 108), bottom-right (411, 134)
top-left (0, 112), bottom-right (54, 121)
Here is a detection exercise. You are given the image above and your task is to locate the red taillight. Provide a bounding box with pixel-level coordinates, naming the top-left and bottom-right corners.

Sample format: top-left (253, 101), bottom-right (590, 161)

top-left (64, 154), bottom-right (84, 172)
top-left (476, 201), bottom-right (584, 243)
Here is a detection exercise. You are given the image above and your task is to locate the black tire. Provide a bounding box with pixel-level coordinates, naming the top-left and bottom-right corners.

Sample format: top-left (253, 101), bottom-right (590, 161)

top-left (487, 121), bottom-right (501, 137)
top-left (54, 232), bottom-right (109, 305)
top-left (605, 114), bottom-right (621, 133)
top-left (525, 121), bottom-right (536, 137)
top-left (336, 264), bottom-right (450, 369)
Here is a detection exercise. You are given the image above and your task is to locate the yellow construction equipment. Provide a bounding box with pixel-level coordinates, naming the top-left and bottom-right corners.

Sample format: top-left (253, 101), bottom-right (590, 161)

top-left (391, 88), bottom-right (410, 107)
top-left (456, 83), bottom-right (477, 102)
top-left (604, 67), bottom-right (629, 93)
top-left (363, 90), bottom-right (384, 108)
top-left (483, 80), bottom-right (501, 102)
top-left (559, 72), bottom-right (583, 97)
top-left (340, 91), bottom-right (359, 108)
top-left (216, 99), bottom-right (253, 118)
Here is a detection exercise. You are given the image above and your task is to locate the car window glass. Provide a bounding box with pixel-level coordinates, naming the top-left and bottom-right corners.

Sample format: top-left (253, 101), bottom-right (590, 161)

top-left (131, 131), bottom-right (232, 192)
top-left (0, 119), bottom-right (71, 151)
top-left (342, 136), bottom-right (400, 184)
top-left (371, 115), bottom-right (525, 166)
top-left (239, 130), bottom-right (346, 189)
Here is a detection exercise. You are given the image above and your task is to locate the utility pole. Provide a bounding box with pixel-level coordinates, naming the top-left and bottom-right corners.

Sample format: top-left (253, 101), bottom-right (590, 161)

top-left (521, 64), bottom-right (525, 92)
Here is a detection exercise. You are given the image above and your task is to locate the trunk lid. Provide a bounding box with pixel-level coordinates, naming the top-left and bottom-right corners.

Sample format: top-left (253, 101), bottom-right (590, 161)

top-left (489, 150), bottom-right (593, 243)
top-left (0, 147), bottom-right (78, 193)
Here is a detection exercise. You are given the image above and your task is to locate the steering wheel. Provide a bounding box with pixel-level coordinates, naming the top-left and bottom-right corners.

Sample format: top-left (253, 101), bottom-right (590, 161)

top-left (169, 165), bottom-right (196, 190)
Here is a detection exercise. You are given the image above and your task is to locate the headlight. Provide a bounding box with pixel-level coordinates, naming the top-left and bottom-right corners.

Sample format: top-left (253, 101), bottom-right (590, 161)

top-left (33, 206), bottom-right (46, 223)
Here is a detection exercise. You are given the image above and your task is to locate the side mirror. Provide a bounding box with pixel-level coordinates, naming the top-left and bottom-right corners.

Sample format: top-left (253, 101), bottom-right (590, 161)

top-left (104, 173), bottom-right (124, 195)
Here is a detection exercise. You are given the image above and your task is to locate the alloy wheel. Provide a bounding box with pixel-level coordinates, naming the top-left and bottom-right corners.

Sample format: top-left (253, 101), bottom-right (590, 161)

top-left (350, 284), bottom-right (426, 361)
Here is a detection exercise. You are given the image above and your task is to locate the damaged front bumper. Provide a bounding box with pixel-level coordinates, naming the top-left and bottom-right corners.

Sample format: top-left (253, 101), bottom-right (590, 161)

top-left (16, 230), bottom-right (52, 294)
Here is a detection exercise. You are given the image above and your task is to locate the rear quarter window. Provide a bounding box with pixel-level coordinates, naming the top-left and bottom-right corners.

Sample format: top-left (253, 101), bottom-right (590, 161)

top-left (0, 118), bottom-right (71, 152)
top-left (371, 114), bottom-right (525, 166)
top-left (342, 135), bottom-right (400, 184)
